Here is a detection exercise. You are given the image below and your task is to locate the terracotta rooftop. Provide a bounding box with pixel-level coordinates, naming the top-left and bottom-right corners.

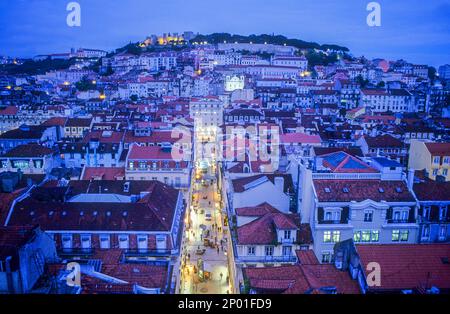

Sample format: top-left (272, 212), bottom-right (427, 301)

top-left (313, 179), bottom-right (415, 202)
top-left (357, 244), bottom-right (450, 292)
top-left (425, 142), bottom-right (450, 156)
top-left (1, 143), bottom-right (53, 158)
top-left (244, 264), bottom-right (360, 294)
top-left (235, 202), bottom-right (280, 217)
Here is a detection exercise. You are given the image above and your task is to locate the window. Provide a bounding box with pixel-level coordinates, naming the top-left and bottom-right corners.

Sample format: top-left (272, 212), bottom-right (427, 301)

top-left (247, 246), bottom-right (256, 255)
top-left (371, 230), bottom-right (379, 242)
top-left (422, 226), bottom-right (430, 239)
top-left (323, 231), bottom-right (332, 243)
top-left (324, 208), bottom-right (341, 222)
top-left (119, 235), bottom-right (129, 249)
top-left (433, 169), bottom-right (438, 176)
top-left (321, 252), bottom-right (332, 263)
top-left (282, 246), bottom-right (292, 256)
top-left (332, 231), bottom-right (341, 243)
top-left (62, 234), bottom-right (72, 250)
top-left (433, 156), bottom-right (440, 164)
top-left (444, 156), bottom-right (450, 164)
top-left (364, 211), bottom-right (373, 222)
top-left (440, 206), bottom-right (448, 221)
top-left (137, 235), bottom-right (148, 251)
top-left (81, 235), bottom-right (91, 249)
top-left (353, 231), bottom-right (361, 243)
top-left (423, 206), bottom-right (431, 220)
top-left (361, 231), bottom-right (371, 242)
top-left (401, 210), bottom-right (409, 221)
top-left (444, 169), bottom-right (448, 176)
top-left (392, 230), bottom-right (400, 242)
top-left (265, 246), bottom-right (274, 256)
top-left (400, 230), bottom-right (409, 242)
top-left (100, 235), bottom-right (110, 249)
top-left (284, 230), bottom-right (291, 239)
top-left (439, 226), bottom-right (447, 239)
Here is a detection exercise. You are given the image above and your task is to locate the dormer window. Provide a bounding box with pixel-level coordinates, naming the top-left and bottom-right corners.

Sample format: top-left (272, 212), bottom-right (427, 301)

top-left (378, 187), bottom-right (384, 193)
top-left (284, 230), bottom-right (291, 239)
top-left (343, 187), bottom-right (349, 193)
top-left (395, 187), bottom-right (402, 193)
top-left (324, 187), bottom-right (331, 193)
top-left (324, 208), bottom-right (341, 222)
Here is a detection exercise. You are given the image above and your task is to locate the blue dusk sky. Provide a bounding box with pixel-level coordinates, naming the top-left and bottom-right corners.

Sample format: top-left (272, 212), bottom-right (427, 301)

top-left (0, 0), bottom-right (449, 67)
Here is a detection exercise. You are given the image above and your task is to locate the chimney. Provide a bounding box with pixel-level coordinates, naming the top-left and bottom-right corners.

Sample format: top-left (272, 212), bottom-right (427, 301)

top-left (274, 176), bottom-right (284, 193)
top-left (407, 168), bottom-right (415, 191)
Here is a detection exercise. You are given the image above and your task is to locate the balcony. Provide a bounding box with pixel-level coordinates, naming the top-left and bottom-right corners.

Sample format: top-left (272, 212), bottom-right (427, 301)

top-left (280, 238), bottom-right (294, 244)
top-left (318, 218), bottom-right (349, 225)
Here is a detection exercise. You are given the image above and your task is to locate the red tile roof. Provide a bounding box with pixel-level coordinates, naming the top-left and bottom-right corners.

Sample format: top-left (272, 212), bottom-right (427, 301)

top-left (0, 106), bottom-right (19, 116)
top-left (313, 179), bottom-right (415, 202)
top-left (296, 250), bottom-right (319, 265)
top-left (1, 143), bottom-right (53, 158)
top-left (42, 117), bottom-right (67, 127)
top-left (363, 134), bottom-right (403, 148)
top-left (237, 213), bottom-right (301, 245)
top-left (232, 174), bottom-right (293, 193)
top-left (357, 244), bottom-right (450, 291)
top-left (425, 142), bottom-right (450, 157)
top-left (281, 133), bottom-right (322, 144)
top-left (82, 167), bottom-right (125, 180)
top-left (413, 179), bottom-right (450, 201)
top-left (128, 144), bottom-right (177, 160)
top-left (235, 202), bottom-right (280, 216)
top-left (8, 181), bottom-right (180, 232)
top-left (244, 264), bottom-right (360, 294)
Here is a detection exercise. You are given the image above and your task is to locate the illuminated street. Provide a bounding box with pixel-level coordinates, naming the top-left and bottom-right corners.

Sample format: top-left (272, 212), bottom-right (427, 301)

top-left (178, 162), bottom-right (234, 294)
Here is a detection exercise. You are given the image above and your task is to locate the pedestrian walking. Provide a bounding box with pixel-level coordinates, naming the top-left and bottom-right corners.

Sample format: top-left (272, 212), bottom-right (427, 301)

top-left (217, 247), bottom-right (219, 254)
top-left (220, 272), bottom-right (223, 281)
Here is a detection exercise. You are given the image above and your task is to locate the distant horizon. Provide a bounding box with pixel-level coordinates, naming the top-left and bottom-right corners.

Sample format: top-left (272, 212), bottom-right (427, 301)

top-left (1, 0), bottom-right (449, 68)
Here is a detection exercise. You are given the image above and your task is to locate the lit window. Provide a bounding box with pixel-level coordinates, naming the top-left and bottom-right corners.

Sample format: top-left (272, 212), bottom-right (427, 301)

top-left (332, 231), bottom-right (340, 243)
top-left (400, 230), bottom-right (409, 242)
top-left (392, 230), bottom-right (400, 242)
top-left (371, 230), bottom-right (379, 242)
top-left (323, 231), bottom-right (332, 243)
top-left (353, 231), bottom-right (361, 243)
top-left (361, 231), bottom-right (371, 242)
